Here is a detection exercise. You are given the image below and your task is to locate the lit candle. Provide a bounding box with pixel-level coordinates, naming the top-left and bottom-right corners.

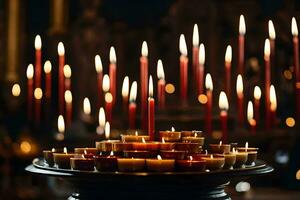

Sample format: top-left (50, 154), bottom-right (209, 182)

top-left (96, 107), bottom-right (106, 135)
top-left (140, 41), bottom-right (148, 130)
top-left (34, 88), bottom-right (43, 125)
top-left (205, 73), bottom-right (213, 135)
top-left (44, 61), bottom-right (52, 99)
top-left (268, 20), bottom-right (276, 68)
top-left (192, 24), bottom-right (199, 91)
top-left (57, 42), bottom-right (65, 114)
top-left (157, 59), bottom-right (165, 108)
top-left (270, 85), bottom-right (277, 127)
top-left (109, 46), bottom-right (117, 106)
top-left (105, 121), bottom-right (110, 140)
top-left (148, 75), bottom-right (155, 141)
top-left (53, 147), bottom-right (75, 169)
top-left (128, 81), bottom-right (137, 129)
top-left (146, 155), bottom-right (175, 172)
top-left (264, 38), bottom-right (271, 131)
top-left (219, 91), bottom-right (229, 143)
top-left (95, 55), bottom-right (103, 107)
top-left (179, 34), bottom-right (188, 101)
top-left (236, 74), bottom-right (244, 126)
top-left (122, 76), bottom-right (129, 113)
top-left (202, 154), bottom-right (225, 170)
top-left (225, 45), bottom-right (232, 97)
top-left (64, 90), bottom-right (72, 126)
top-left (81, 97), bottom-right (92, 123)
top-left (103, 74), bottom-right (112, 122)
top-left (26, 64), bottom-right (34, 120)
top-left (55, 115), bottom-right (65, 141)
top-left (34, 35), bottom-right (42, 89)
top-left (238, 15), bottom-right (246, 75)
top-left (63, 64), bottom-right (71, 91)
top-left (198, 43), bottom-right (205, 95)
top-left (253, 86), bottom-right (261, 125)
top-left (247, 101), bottom-right (256, 134)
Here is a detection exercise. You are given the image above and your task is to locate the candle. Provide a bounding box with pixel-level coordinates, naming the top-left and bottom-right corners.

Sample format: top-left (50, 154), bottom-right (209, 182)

top-left (236, 74), bottom-right (244, 126)
top-left (253, 86), bottom-right (261, 124)
top-left (140, 41), bottom-right (148, 130)
top-left (103, 74), bottom-right (112, 122)
top-left (55, 115), bottom-right (65, 141)
top-left (219, 153), bottom-right (236, 169)
top-left (159, 137), bottom-right (175, 150)
top-left (176, 156), bottom-right (206, 172)
top-left (233, 148), bottom-right (248, 168)
top-left (112, 142), bottom-right (133, 153)
top-left (96, 140), bottom-right (120, 154)
top-left (57, 42), bottom-right (65, 115)
top-left (128, 81), bottom-right (137, 129)
top-left (94, 151), bottom-right (118, 172)
top-left (198, 43), bottom-right (205, 95)
top-left (105, 121), bottom-right (110, 140)
top-left (34, 88), bottom-right (43, 125)
top-left (26, 64), bottom-right (34, 120)
top-left (270, 85), bottom-right (277, 127)
top-left (148, 75), bottom-right (155, 141)
top-left (63, 64), bottom-right (71, 91)
top-left (236, 142), bottom-right (258, 165)
top-left (132, 138), bottom-right (160, 151)
top-left (117, 158), bottom-right (146, 172)
top-left (43, 148), bottom-right (62, 167)
top-left (70, 155), bottom-right (94, 171)
top-left (157, 59), bottom-right (166, 108)
top-left (121, 131), bottom-right (150, 142)
top-left (205, 73), bottom-right (213, 135)
top-left (219, 91), bottom-right (229, 142)
top-left (74, 148), bottom-right (98, 155)
top-left (53, 147), bottom-right (75, 169)
top-left (160, 150), bottom-right (186, 160)
top-left (122, 76), bottom-right (129, 113)
top-left (181, 130), bottom-right (202, 137)
top-left (109, 46), bottom-right (117, 106)
top-left (123, 150), bottom-right (153, 158)
top-left (96, 107), bottom-right (106, 135)
top-left (95, 55), bottom-right (103, 107)
top-left (268, 20), bottom-right (276, 70)
top-left (264, 39), bottom-right (271, 131)
top-left (179, 34), bottom-right (188, 100)
top-left (175, 142), bottom-right (201, 153)
top-left (192, 24), bottom-right (199, 89)
top-left (81, 97), bottom-right (92, 123)
top-left (210, 141), bottom-right (231, 154)
top-left (44, 61), bottom-right (52, 99)
top-left (159, 127), bottom-right (181, 142)
top-left (64, 90), bottom-right (72, 126)
top-left (202, 154), bottom-right (225, 170)
top-left (182, 133), bottom-right (205, 146)
top-left (34, 35), bottom-right (42, 89)
top-left (146, 155), bottom-right (175, 172)
top-left (238, 14), bottom-right (246, 75)
top-left (225, 45), bottom-right (232, 97)
top-left (247, 101), bottom-right (256, 134)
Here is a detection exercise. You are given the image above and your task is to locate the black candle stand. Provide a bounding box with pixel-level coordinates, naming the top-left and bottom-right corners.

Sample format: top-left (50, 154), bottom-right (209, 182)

top-left (26, 158), bottom-right (273, 200)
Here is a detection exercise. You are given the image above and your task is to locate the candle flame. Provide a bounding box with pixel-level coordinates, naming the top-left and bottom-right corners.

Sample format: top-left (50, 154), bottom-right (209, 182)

top-left (232, 148), bottom-right (236, 153)
top-left (225, 45), bottom-right (232, 63)
top-left (239, 15), bottom-right (246, 35)
top-left (51, 148), bottom-right (55, 152)
top-left (34, 35), bottom-right (42, 50)
top-left (245, 142), bottom-right (248, 150)
top-left (148, 75), bottom-right (153, 98)
top-left (219, 91), bottom-right (229, 110)
top-left (179, 34), bottom-right (188, 56)
top-left (157, 155), bottom-right (162, 160)
top-left (44, 60), bottom-right (52, 74)
top-left (199, 43), bottom-right (205, 65)
top-left (105, 122), bottom-right (110, 139)
top-left (84, 150), bottom-right (87, 155)
top-left (99, 107), bottom-right (106, 128)
top-left (129, 81), bottom-right (138, 102)
top-left (63, 65), bottom-right (72, 78)
top-left (192, 24), bottom-right (199, 47)
top-left (110, 151), bottom-right (114, 156)
top-left (247, 101), bottom-right (254, 123)
top-left (105, 93), bottom-right (113, 103)
top-left (135, 131), bottom-right (138, 136)
top-left (236, 74), bottom-right (244, 95)
top-left (26, 64), bottom-right (34, 79)
top-left (12, 84), bottom-right (21, 97)
top-left (102, 74), bottom-right (110, 92)
top-left (122, 76), bottom-right (129, 98)
top-left (64, 90), bottom-right (72, 104)
top-left (157, 59), bottom-right (165, 80)
top-left (189, 156), bottom-right (193, 161)
top-left (268, 20), bottom-right (276, 40)
top-left (270, 85), bottom-right (277, 111)
top-left (58, 115), bottom-right (65, 133)
top-left (109, 46), bottom-right (116, 63)
top-left (63, 147), bottom-right (67, 154)
top-left (194, 133), bottom-right (197, 137)
top-left (141, 41), bottom-right (148, 57)
top-left (95, 55), bottom-right (103, 73)
top-left (210, 154), bottom-right (213, 159)
top-left (264, 38), bottom-right (271, 58)
top-left (162, 137), bottom-right (165, 143)
top-left (254, 86), bottom-right (262, 100)
top-left (34, 88), bottom-right (43, 100)
top-left (142, 137), bottom-right (146, 143)
top-left (171, 127), bottom-right (175, 132)
top-left (205, 150), bottom-right (208, 155)
top-left (83, 97), bottom-right (91, 115)
top-left (205, 73), bottom-right (213, 91)
top-left (291, 17), bottom-right (298, 36)
top-left (219, 141), bottom-right (222, 146)
top-left (57, 42), bottom-right (65, 56)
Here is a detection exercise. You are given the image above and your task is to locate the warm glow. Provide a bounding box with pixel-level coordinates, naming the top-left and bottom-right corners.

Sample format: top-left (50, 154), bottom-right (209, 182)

top-left (236, 74), bottom-right (243, 95)
top-left (105, 93), bottom-right (113, 103)
top-left (270, 85), bottom-right (277, 111)
top-left (268, 20), bottom-right (276, 40)
top-left (210, 154), bottom-right (213, 159)
top-left (239, 15), bottom-right (246, 35)
top-left (148, 75), bottom-right (153, 98)
top-left (34, 35), bottom-right (42, 50)
top-left (44, 60), bottom-right (52, 74)
top-left (245, 142), bottom-right (249, 150)
top-left (64, 90), bottom-right (72, 104)
top-left (157, 155), bottom-right (162, 160)
top-left (51, 148), bottom-right (55, 152)
top-left (12, 84), bottom-right (21, 97)
top-left (102, 74), bottom-right (110, 92)
top-left (232, 148), bottom-right (236, 154)
top-left (20, 141), bottom-right (32, 153)
top-left (254, 86), bottom-right (262, 100)
top-left (57, 42), bottom-right (65, 56)
top-left (63, 147), bottom-right (67, 154)
top-left (58, 115), bottom-right (65, 133)
top-left (110, 151), bottom-right (114, 156)
top-left (291, 17), bottom-right (298, 36)
top-left (26, 64), bottom-right (34, 79)
top-left (165, 83), bottom-right (175, 94)
top-left (135, 131), bottom-right (138, 136)
top-left (264, 39), bottom-right (271, 57)
top-left (63, 65), bottom-right (72, 78)
top-left (122, 76), bottom-right (129, 98)
top-left (179, 34), bottom-right (188, 56)
top-left (199, 43), bottom-right (205, 65)
top-left (192, 24), bottom-right (199, 47)
top-left (225, 45), bottom-right (232, 63)
top-left (129, 81), bottom-right (138, 102)
top-left (83, 97), bottom-right (91, 115)
top-left (99, 107), bottom-right (106, 127)
top-left (109, 46), bottom-right (116, 63)
top-left (171, 127), bottom-right (175, 132)
top-left (198, 94), bottom-right (207, 104)
top-left (95, 55), bottom-right (103, 73)
top-left (218, 91), bottom-right (229, 110)
top-left (142, 137), bottom-right (146, 143)
top-left (162, 137), bottom-right (165, 143)
top-left (286, 117), bottom-right (295, 127)
top-left (105, 122), bottom-right (110, 139)
top-left (141, 41), bottom-right (148, 57)
top-left (157, 59), bottom-right (165, 80)
top-left (247, 101), bottom-right (254, 123)
top-left (219, 141), bottom-right (222, 146)
top-left (205, 73), bottom-right (213, 91)
top-left (34, 88), bottom-right (43, 100)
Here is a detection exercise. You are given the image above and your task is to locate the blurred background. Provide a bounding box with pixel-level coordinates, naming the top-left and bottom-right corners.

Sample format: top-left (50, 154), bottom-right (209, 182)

top-left (1, 0), bottom-right (300, 199)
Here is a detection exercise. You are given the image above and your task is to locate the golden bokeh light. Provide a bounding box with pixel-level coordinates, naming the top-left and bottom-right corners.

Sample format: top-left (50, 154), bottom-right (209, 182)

top-left (285, 117), bottom-right (295, 127)
top-left (20, 141), bottom-right (32, 154)
top-left (165, 83), bottom-right (175, 94)
top-left (198, 94), bottom-right (207, 104)
top-left (12, 84), bottom-right (21, 97)
top-left (283, 70), bottom-right (292, 80)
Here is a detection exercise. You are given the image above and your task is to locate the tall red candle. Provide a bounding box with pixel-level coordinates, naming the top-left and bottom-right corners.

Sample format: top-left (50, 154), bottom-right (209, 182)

top-left (64, 90), bottom-right (72, 126)
top-left (148, 76), bottom-right (155, 141)
top-left (34, 35), bottom-right (42, 89)
top-left (238, 15), bottom-right (246, 75)
top-left (205, 73), bottom-right (213, 135)
top-left (264, 39), bottom-right (271, 131)
top-left (26, 64), bottom-right (34, 120)
top-left (247, 101), bottom-right (256, 135)
top-left (192, 24), bottom-right (199, 90)
top-left (157, 60), bottom-right (165, 108)
top-left (179, 34), bottom-right (188, 101)
top-left (219, 91), bottom-right (229, 143)
top-left (225, 45), bottom-right (232, 97)
top-left (95, 55), bottom-right (103, 107)
top-left (270, 85), bottom-right (277, 127)
top-left (198, 43), bottom-right (205, 95)
top-left (140, 41), bottom-right (148, 130)
top-left (109, 46), bottom-right (117, 106)
top-left (236, 74), bottom-right (244, 126)
top-left (58, 42), bottom-right (65, 115)
top-left (128, 81), bottom-right (137, 129)
top-left (34, 88), bottom-right (42, 125)
top-left (44, 61), bottom-right (52, 99)
top-left (253, 86), bottom-right (261, 125)
top-left (64, 64), bottom-right (71, 91)
top-left (122, 76), bottom-right (129, 113)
